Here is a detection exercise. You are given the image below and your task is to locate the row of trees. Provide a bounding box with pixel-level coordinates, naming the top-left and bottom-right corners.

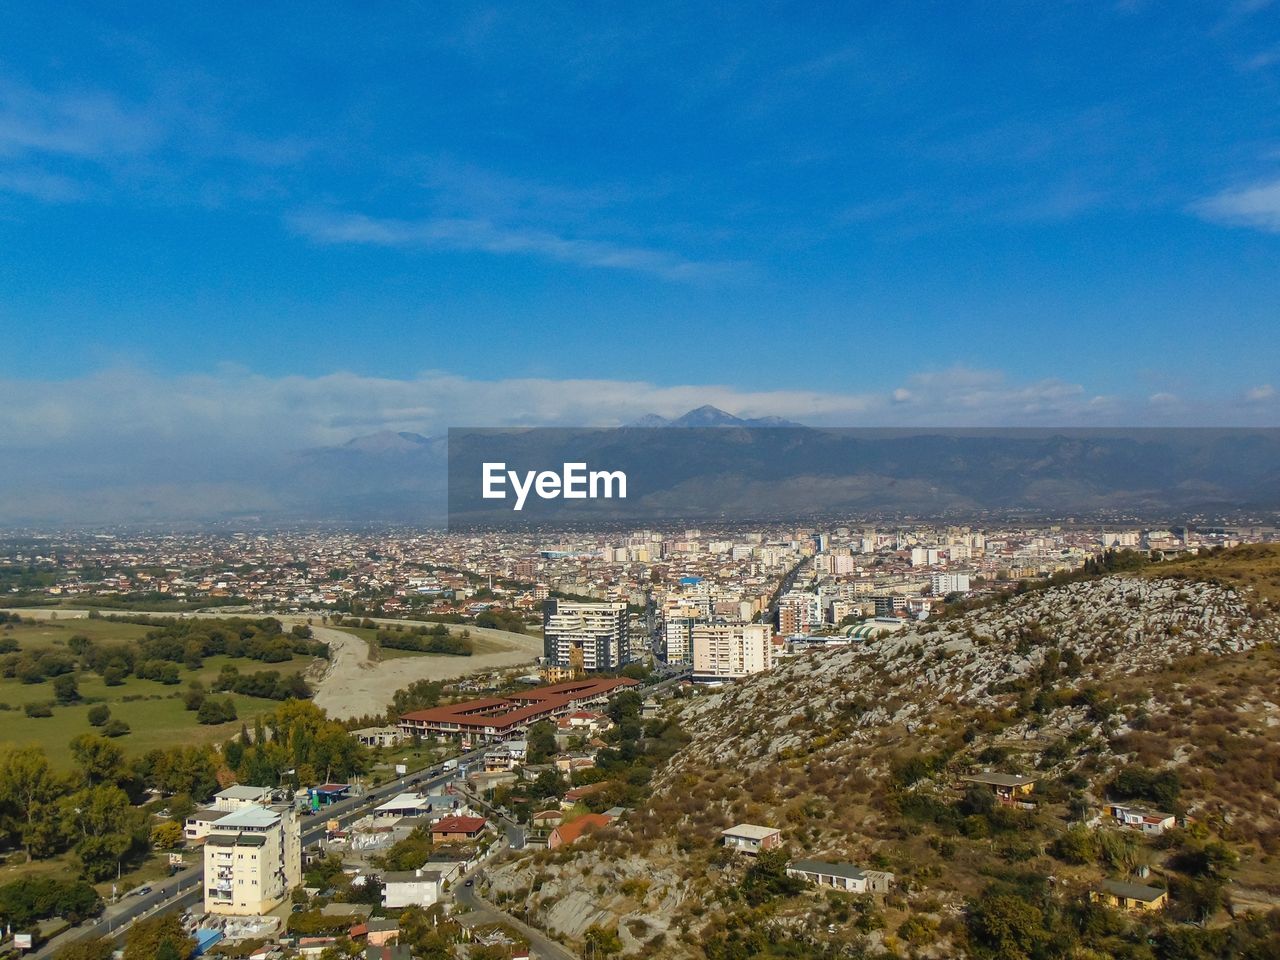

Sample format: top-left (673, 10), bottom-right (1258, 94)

top-left (85, 616), bottom-right (326, 677)
top-left (211, 664), bottom-right (312, 700)
top-left (0, 876), bottom-right (102, 927)
top-left (375, 623), bottom-right (473, 656)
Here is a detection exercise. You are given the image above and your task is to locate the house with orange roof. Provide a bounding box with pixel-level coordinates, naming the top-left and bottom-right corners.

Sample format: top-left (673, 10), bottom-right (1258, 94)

top-left (547, 812), bottom-right (613, 850)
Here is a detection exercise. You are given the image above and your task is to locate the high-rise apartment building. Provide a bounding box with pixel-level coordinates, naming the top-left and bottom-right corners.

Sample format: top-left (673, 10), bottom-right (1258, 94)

top-left (931, 572), bottom-right (972, 595)
top-left (543, 599), bottom-right (630, 672)
top-left (777, 591), bottom-right (821, 635)
top-left (203, 804), bottom-right (302, 916)
top-left (691, 622), bottom-right (773, 681)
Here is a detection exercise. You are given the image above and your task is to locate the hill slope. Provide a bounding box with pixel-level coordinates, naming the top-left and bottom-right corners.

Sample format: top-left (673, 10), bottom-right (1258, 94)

top-left (488, 558), bottom-right (1280, 958)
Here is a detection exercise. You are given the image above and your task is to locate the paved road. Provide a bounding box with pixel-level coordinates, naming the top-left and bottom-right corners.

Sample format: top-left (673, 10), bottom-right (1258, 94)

top-left (455, 880), bottom-right (578, 960)
top-left (31, 749), bottom-right (488, 958)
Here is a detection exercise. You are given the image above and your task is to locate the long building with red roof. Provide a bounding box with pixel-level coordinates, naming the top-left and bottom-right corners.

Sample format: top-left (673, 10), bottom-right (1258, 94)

top-left (397, 677), bottom-right (639, 746)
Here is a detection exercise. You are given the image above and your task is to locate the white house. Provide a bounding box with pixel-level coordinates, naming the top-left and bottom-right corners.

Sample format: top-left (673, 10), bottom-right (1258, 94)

top-left (184, 807), bottom-right (224, 841)
top-left (786, 859), bottom-right (895, 893)
top-left (381, 863), bottom-right (462, 908)
top-left (213, 784), bottom-right (273, 812)
top-left (721, 824), bottom-right (781, 855)
top-left (374, 792), bottom-right (471, 822)
top-left (1106, 803), bottom-right (1177, 836)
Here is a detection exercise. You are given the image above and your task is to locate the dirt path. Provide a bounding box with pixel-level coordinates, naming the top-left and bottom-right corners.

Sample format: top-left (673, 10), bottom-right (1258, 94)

top-left (307, 622), bottom-right (543, 719)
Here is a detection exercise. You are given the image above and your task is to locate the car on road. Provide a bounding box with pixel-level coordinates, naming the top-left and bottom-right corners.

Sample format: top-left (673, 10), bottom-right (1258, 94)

top-left (464, 879), bottom-right (473, 887)
top-left (131, 886), bottom-right (153, 897)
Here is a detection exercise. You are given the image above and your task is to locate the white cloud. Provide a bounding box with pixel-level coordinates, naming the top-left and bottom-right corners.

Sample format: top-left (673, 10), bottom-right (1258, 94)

top-left (1246, 383), bottom-right (1276, 401)
top-left (0, 81), bottom-right (159, 160)
top-left (0, 364), bottom-right (1240, 461)
top-left (288, 210), bottom-right (735, 281)
top-left (1192, 177), bottom-right (1280, 232)
top-left (0, 365), bottom-right (1273, 522)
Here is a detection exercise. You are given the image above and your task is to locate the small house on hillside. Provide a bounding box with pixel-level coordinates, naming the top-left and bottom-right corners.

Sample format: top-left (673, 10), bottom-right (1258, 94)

top-left (548, 812), bottom-right (613, 850)
top-left (786, 860), bottom-right (894, 894)
top-left (961, 773), bottom-right (1038, 804)
top-left (560, 781), bottom-right (610, 809)
top-left (381, 868), bottom-right (446, 909)
top-left (1092, 879), bottom-right (1168, 912)
top-left (721, 824), bottom-right (781, 855)
top-left (1105, 803), bottom-right (1177, 836)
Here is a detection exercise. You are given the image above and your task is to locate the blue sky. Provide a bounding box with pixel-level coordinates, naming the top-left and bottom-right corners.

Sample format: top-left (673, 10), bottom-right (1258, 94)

top-left (2, 1), bottom-right (1279, 434)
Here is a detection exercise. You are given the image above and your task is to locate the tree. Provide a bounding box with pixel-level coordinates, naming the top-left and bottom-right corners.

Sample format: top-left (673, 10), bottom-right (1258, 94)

top-left (71, 784), bottom-right (148, 881)
top-left (149, 745), bottom-right (220, 802)
top-left (959, 782), bottom-right (997, 817)
top-left (1170, 839), bottom-right (1238, 881)
top-left (1169, 874), bottom-right (1227, 926)
top-left (396, 906), bottom-right (453, 960)
top-left (197, 697), bottom-right (237, 724)
top-left (1051, 825), bottom-right (1098, 865)
top-left (53, 673), bottom-right (81, 704)
top-left (123, 914), bottom-right (194, 960)
top-left (620, 662), bottom-right (651, 681)
top-left (151, 821), bottom-right (184, 850)
top-left (0, 745), bottom-right (68, 859)
top-left (70, 734), bottom-right (127, 787)
top-left (67, 634), bottom-right (93, 656)
top-left (103, 719), bottom-right (131, 738)
top-left (182, 682), bottom-right (206, 711)
top-left (741, 847), bottom-right (804, 906)
top-left (583, 924), bottom-right (623, 958)
top-left (87, 704), bottom-right (111, 727)
top-left (1109, 765), bottom-right (1181, 811)
top-left (53, 938), bottom-right (113, 960)
top-left (0, 877), bottom-right (102, 927)
top-left (527, 720), bottom-right (557, 764)
top-left (966, 892), bottom-right (1047, 960)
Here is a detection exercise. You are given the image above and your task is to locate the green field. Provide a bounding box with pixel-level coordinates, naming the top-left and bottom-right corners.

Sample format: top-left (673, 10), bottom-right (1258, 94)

top-left (0, 617), bottom-right (322, 768)
top-left (1, 615), bottom-right (153, 649)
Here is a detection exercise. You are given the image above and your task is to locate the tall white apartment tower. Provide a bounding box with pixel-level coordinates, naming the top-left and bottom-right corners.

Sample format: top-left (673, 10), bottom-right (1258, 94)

top-left (543, 599), bottom-right (630, 672)
top-left (691, 622), bottom-right (773, 681)
top-left (204, 804), bottom-right (302, 916)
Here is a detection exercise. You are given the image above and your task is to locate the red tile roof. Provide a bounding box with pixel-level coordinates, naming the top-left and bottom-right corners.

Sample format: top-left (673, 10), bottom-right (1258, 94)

top-left (563, 781), bottom-right (610, 802)
top-left (399, 678), bottom-right (638, 732)
top-left (431, 815), bottom-right (487, 836)
top-left (551, 813), bottom-right (613, 846)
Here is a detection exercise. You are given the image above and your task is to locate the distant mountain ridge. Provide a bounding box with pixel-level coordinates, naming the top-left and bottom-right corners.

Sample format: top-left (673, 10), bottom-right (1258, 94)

top-left (338, 430), bottom-right (437, 454)
top-left (628, 405), bottom-right (803, 428)
top-left (11, 421), bottom-right (1276, 525)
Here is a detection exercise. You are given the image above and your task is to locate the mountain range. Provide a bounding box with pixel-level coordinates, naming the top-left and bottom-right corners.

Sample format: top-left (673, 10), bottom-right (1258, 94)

top-left (6, 413), bottom-right (1278, 525)
top-left (628, 405), bottom-right (803, 428)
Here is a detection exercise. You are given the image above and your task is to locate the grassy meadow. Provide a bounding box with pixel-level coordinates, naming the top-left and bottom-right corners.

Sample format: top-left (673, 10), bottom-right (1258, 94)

top-left (0, 616), bottom-right (321, 768)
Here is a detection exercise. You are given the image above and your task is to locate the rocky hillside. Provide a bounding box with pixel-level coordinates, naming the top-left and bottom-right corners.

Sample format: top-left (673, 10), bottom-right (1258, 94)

top-left (671, 575), bottom-right (1271, 775)
top-left (486, 559), bottom-right (1280, 959)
